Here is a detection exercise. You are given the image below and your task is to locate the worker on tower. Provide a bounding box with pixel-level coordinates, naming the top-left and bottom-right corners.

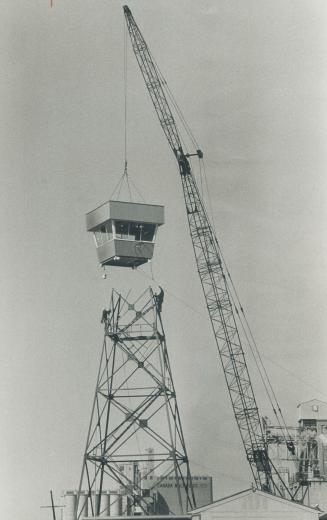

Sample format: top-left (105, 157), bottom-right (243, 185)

top-left (101, 309), bottom-right (111, 323)
top-left (154, 287), bottom-right (164, 313)
top-left (286, 440), bottom-right (296, 456)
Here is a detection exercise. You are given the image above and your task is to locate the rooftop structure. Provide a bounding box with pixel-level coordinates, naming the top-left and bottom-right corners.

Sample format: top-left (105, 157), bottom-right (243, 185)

top-left (190, 488), bottom-right (321, 520)
top-left (298, 400), bottom-right (327, 425)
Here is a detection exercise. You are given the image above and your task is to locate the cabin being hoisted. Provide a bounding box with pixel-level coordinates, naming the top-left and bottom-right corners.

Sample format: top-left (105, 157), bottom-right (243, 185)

top-left (86, 200), bottom-right (164, 269)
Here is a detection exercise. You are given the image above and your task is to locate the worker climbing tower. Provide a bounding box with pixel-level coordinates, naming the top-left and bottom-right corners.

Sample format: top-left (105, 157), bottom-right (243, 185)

top-left (76, 198), bottom-right (195, 518)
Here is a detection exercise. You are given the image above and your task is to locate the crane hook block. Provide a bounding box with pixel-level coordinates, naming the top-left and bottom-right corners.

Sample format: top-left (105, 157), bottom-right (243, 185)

top-left (86, 200), bottom-right (164, 269)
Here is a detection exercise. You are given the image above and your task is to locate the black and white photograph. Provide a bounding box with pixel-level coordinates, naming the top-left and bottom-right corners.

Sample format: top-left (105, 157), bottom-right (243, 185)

top-left (1, 1), bottom-right (327, 519)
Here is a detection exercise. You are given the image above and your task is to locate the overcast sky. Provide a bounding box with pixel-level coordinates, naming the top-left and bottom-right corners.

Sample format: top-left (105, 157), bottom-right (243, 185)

top-left (1, 1), bottom-right (327, 519)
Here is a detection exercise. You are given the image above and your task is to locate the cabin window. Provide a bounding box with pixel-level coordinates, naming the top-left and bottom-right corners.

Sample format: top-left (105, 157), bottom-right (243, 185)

top-left (93, 222), bottom-right (113, 247)
top-left (115, 221), bottom-right (130, 239)
top-left (140, 223), bottom-right (156, 242)
top-left (114, 221), bottom-right (156, 242)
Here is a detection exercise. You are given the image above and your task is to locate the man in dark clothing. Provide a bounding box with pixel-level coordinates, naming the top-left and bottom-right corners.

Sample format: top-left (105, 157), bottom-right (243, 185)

top-left (101, 309), bottom-right (111, 323)
top-left (155, 287), bottom-right (164, 313)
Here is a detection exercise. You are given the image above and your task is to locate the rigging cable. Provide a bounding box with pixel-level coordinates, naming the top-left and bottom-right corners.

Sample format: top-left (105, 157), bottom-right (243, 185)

top-left (223, 267), bottom-right (290, 443)
top-left (189, 131), bottom-right (294, 444)
top-left (197, 154), bottom-right (301, 446)
top-left (123, 23), bottom-right (132, 202)
top-left (217, 242), bottom-right (296, 445)
top-left (124, 20), bottom-right (128, 167)
top-left (150, 51), bottom-right (200, 151)
top-left (109, 24), bottom-right (143, 202)
top-left (110, 174), bottom-right (126, 200)
top-left (133, 264), bottom-right (327, 400)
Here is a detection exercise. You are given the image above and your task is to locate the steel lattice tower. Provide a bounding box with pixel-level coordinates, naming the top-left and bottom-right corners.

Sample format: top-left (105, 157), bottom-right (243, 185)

top-left (76, 287), bottom-right (195, 519)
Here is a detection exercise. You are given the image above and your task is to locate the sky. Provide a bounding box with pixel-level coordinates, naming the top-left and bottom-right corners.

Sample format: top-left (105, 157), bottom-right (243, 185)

top-left (1, 1), bottom-right (327, 518)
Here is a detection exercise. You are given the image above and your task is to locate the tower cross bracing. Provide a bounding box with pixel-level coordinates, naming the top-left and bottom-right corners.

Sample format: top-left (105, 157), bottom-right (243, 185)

top-left (76, 288), bottom-right (195, 518)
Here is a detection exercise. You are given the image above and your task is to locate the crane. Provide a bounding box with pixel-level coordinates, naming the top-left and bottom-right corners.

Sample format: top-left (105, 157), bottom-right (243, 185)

top-left (123, 5), bottom-right (306, 502)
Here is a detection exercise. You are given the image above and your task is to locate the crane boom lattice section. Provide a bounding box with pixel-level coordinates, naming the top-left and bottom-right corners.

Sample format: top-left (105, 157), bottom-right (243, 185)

top-left (124, 6), bottom-right (185, 164)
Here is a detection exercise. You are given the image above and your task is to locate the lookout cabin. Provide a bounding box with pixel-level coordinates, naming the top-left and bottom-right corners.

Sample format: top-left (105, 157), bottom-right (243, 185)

top-left (86, 200), bottom-right (164, 268)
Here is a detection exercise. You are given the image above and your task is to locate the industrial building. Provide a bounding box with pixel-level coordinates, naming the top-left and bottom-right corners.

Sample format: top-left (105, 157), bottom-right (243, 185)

top-left (141, 475), bottom-right (212, 515)
top-left (265, 399), bottom-right (327, 511)
top-left (64, 488), bottom-right (323, 520)
top-left (63, 476), bottom-right (211, 520)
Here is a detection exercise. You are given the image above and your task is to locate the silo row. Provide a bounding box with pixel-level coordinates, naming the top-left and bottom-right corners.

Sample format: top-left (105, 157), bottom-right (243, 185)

top-left (63, 490), bottom-right (122, 519)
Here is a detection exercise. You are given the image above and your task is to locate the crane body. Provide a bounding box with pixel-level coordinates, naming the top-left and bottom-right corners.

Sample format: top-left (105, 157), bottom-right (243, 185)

top-left (123, 5), bottom-right (305, 501)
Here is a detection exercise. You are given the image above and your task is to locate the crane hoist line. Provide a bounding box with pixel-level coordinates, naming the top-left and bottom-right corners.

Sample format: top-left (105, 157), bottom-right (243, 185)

top-left (123, 5), bottom-right (306, 502)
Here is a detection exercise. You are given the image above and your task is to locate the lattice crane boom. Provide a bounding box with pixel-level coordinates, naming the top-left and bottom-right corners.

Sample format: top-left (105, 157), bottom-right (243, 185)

top-left (123, 5), bottom-right (294, 498)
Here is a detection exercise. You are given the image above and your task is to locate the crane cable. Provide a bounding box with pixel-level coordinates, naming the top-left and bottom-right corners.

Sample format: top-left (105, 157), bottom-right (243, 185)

top-left (192, 137), bottom-right (295, 448)
top-left (190, 147), bottom-right (289, 443)
top-left (124, 20), bottom-right (128, 169)
top-left (133, 266), bottom-right (327, 400)
top-left (201, 155), bottom-right (294, 450)
top-left (222, 264), bottom-right (290, 440)
top-left (193, 143), bottom-right (289, 442)
top-left (137, 254), bottom-right (287, 441)
top-left (110, 24), bottom-right (147, 203)
top-left (217, 243), bottom-right (297, 449)
top-left (149, 49), bottom-right (200, 152)
top-left (151, 55), bottom-right (218, 238)
top-left (123, 22), bottom-right (132, 202)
